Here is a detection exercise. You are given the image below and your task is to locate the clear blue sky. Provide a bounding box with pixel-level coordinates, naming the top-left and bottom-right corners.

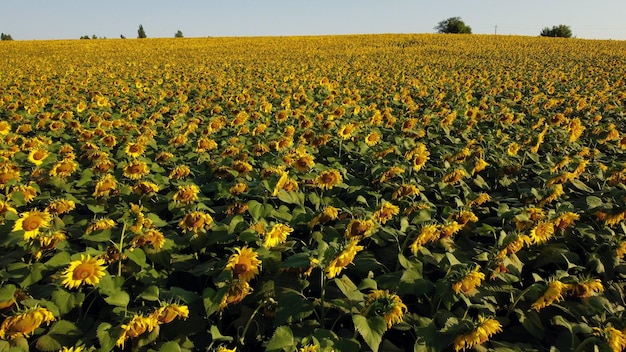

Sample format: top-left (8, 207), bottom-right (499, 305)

top-left (2, 0), bottom-right (626, 40)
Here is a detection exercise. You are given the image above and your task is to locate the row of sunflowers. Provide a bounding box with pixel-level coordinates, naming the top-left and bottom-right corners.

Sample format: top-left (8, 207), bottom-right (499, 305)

top-left (1, 33), bottom-right (626, 351)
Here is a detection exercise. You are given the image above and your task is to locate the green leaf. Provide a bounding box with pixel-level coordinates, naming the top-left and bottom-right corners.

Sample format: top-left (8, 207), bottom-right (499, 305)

top-left (274, 292), bottom-right (315, 326)
top-left (126, 248), bottom-right (148, 268)
top-left (96, 322), bottom-right (116, 352)
top-left (570, 179), bottom-right (593, 192)
top-left (36, 335), bottom-right (62, 352)
top-left (52, 290), bottom-right (85, 315)
top-left (334, 275), bottom-right (364, 301)
top-left (586, 196), bottom-right (603, 209)
top-left (266, 326), bottom-right (295, 351)
top-left (159, 341), bottom-right (182, 352)
top-left (516, 309), bottom-right (544, 339)
top-left (104, 290), bottom-right (130, 307)
top-left (138, 285), bottom-right (160, 301)
top-left (0, 285), bottom-right (16, 302)
top-left (281, 252), bottom-right (312, 269)
top-left (209, 325), bottom-right (233, 342)
top-left (76, 168), bottom-right (94, 187)
top-left (353, 315), bottom-right (387, 352)
top-left (44, 251), bottom-right (71, 269)
top-left (146, 212), bottom-right (168, 227)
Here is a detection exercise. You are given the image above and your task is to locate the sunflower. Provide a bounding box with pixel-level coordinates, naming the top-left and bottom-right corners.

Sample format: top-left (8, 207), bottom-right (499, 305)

top-left (315, 169), bottom-right (343, 190)
top-left (130, 229), bottom-right (166, 251)
top-left (272, 170), bottom-right (290, 197)
top-left (409, 144), bottom-right (430, 172)
top-left (173, 184), bottom-right (200, 205)
top-left (365, 132), bottom-right (381, 146)
top-left (410, 224), bottom-right (441, 253)
top-left (338, 123), bottom-right (356, 140)
top-left (453, 316), bottom-right (502, 351)
top-left (169, 165), bottom-right (191, 180)
top-left (529, 221), bottom-right (555, 245)
top-left (571, 277), bottom-right (604, 298)
top-left (0, 120), bottom-right (10, 135)
top-left (471, 158), bottom-right (489, 175)
top-left (294, 154), bottom-right (315, 172)
top-left (35, 231), bottom-right (67, 259)
top-left (13, 209), bottom-right (52, 241)
top-left (452, 266), bottom-right (485, 294)
top-left (27, 148), bottom-right (49, 166)
top-left (325, 239), bottom-right (364, 279)
top-left (178, 211), bottom-right (213, 235)
top-left (0, 307), bottom-right (55, 340)
top-left (308, 206), bottom-right (340, 227)
top-left (0, 199), bottom-right (17, 216)
top-left (219, 280), bottom-right (253, 310)
top-left (231, 161), bottom-right (253, 175)
top-left (0, 166), bottom-right (21, 188)
top-left (59, 347), bottom-right (85, 352)
top-left (601, 327), bottom-right (626, 352)
top-left (46, 199), bottom-right (76, 215)
top-left (133, 180), bottom-right (160, 195)
top-left (344, 219), bottom-right (376, 239)
top-left (467, 193), bottom-right (491, 207)
top-left (373, 202), bottom-right (399, 224)
top-left (11, 184), bottom-right (38, 203)
top-left (225, 246), bottom-right (262, 283)
top-left (123, 160), bottom-right (150, 180)
top-left (229, 182), bottom-right (248, 195)
top-left (392, 184), bottom-right (420, 199)
top-left (92, 159), bottom-right (115, 173)
top-left (263, 223), bottom-right (294, 248)
top-left (152, 303), bottom-right (189, 324)
top-left (552, 211), bottom-right (579, 231)
top-left (61, 255), bottom-right (107, 289)
top-left (49, 159), bottom-right (78, 178)
top-left (85, 218), bottom-right (116, 234)
top-left (116, 314), bottom-right (159, 348)
top-left (124, 142), bottom-right (146, 158)
top-left (443, 168), bottom-right (468, 185)
top-left (531, 280), bottom-right (572, 311)
top-left (92, 174), bottom-right (117, 198)
top-left (362, 290), bottom-right (407, 329)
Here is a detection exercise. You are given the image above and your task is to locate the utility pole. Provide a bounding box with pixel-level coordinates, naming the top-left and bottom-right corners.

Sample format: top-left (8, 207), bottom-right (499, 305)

top-left (495, 24), bottom-right (498, 35)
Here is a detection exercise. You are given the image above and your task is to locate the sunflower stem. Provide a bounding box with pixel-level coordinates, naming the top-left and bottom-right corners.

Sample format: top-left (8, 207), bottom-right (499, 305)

top-left (238, 303), bottom-right (262, 346)
top-left (118, 222), bottom-right (127, 277)
top-left (320, 272), bottom-right (327, 326)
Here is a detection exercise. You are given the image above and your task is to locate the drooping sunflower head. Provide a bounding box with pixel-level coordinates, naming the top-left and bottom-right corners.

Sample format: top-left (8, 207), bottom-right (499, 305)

top-left (61, 254), bottom-right (108, 289)
top-left (362, 289), bottom-right (407, 329)
top-left (169, 165), bottom-right (191, 180)
top-left (452, 266), bottom-right (485, 294)
top-left (49, 159), bottom-right (78, 178)
top-left (178, 211), bottom-right (213, 235)
top-left (325, 239), bottom-right (364, 279)
top-left (12, 209), bottom-right (52, 241)
top-left (263, 223), bottom-right (294, 248)
top-left (373, 202), bottom-right (399, 224)
top-left (46, 199), bottom-right (76, 215)
top-left (116, 313), bottom-right (159, 348)
top-left (123, 160), bottom-right (150, 180)
top-left (0, 306), bottom-right (55, 340)
top-left (152, 303), bottom-right (189, 324)
top-left (225, 246), bottom-right (262, 283)
top-left (294, 154), bottom-right (315, 172)
top-left (344, 219), bottom-right (376, 239)
top-left (219, 280), bottom-right (253, 311)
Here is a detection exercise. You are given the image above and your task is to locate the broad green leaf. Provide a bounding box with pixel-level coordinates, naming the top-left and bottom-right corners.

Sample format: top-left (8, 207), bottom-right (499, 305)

top-left (104, 290), bottom-right (130, 307)
top-left (44, 251), bottom-right (71, 269)
top-left (266, 326), bottom-right (295, 351)
top-left (96, 322), bottom-right (116, 352)
top-left (274, 291), bottom-right (315, 326)
top-left (138, 285), bottom-right (160, 301)
top-left (352, 315), bottom-right (387, 352)
top-left (0, 285), bottom-right (16, 302)
top-left (334, 275), bottom-right (363, 301)
top-left (36, 335), bottom-right (62, 352)
top-left (52, 290), bottom-right (85, 315)
top-left (126, 247), bottom-right (148, 268)
top-left (570, 179), bottom-right (593, 192)
top-left (209, 325), bottom-right (233, 342)
top-left (586, 196), bottom-right (603, 209)
top-left (159, 341), bottom-right (182, 352)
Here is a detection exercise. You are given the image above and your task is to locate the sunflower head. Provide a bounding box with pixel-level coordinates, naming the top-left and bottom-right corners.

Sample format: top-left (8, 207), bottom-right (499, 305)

top-left (362, 290), bottom-right (407, 328)
top-left (61, 255), bottom-right (108, 289)
top-left (0, 306), bottom-right (55, 340)
top-left (225, 246), bottom-right (262, 282)
top-left (315, 169), bottom-right (343, 190)
top-left (12, 209), bottom-right (52, 241)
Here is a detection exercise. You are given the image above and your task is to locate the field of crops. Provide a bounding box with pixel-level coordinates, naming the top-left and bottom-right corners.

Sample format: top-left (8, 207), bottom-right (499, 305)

top-left (1, 33), bottom-right (626, 351)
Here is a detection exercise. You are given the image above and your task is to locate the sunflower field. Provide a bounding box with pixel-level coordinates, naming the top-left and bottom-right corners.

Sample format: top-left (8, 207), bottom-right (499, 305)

top-left (1, 33), bottom-right (626, 352)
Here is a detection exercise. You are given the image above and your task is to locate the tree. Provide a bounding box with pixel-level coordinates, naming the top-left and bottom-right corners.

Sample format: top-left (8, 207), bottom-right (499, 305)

top-left (540, 24), bottom-right (573, 38)
top-left (80, 35), bottom-right (90, 40)
top-left (138, 24), bottom-right (147, 38)
top-left (174, 30), bottom-right (183, 38)
top-left (1, 33), bottom-right (13, 41)
top-left (434, 17), bottom-right (472, 34)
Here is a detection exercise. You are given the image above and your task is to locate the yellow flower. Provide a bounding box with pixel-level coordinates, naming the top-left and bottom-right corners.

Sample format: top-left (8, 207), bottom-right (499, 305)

top-left (178, 211), bottom-right (213, 235)
top-left (392, 184), bottom-right (420, 199)
top-left (225, 246), bottom-right (262, 283)
top-left (552, 212), bottom-right (579, 231)
top-left (602, 327), bottom-right (626, 352)
top-left (0, 199), bottom-right (17, 215)
top-left (152, 303), bottom-right (189, 324)
top-left (294, 154), bottom-right (315, 172)
top-left (362, 290), bottom-right (407, 329)
top-left (467, 193), bottom-right (491, 207)
top-left (364, 131), bottom-right (381, 146)
top-left (59, 347), bottom-right (85, 352)
top-left (46, 199), bottom-right (76, 215)
top-left (85, 218), bottom-right (116, 234)
top-left (0, 166), bottom-right (21, 188)
top-left (173, 184), bottom-right (200, 205)
top-left (92, 174), bottom-right (117, 198)
top-left (49, 159), bottom-right (78, 178)
top-left (531, 280), bottom-right (572, 311)
top-left (315, 169), bottom-right (343, 190)
top-left (453, 316), bottom-right (502, 351)
top-left (443, 168), bottom-right (468, 184)
top-left (219, 280), bottom-right (253, 311)
top-left (411, 144), bottom-right (430, 172)
top-left (11, 184), bottom-right (38, 203)
top-left (338, 123), bottom-right (356, 139)
top-left (471, 158), bottom-right (489, 175)
top-left (571, 278), bottom-right (604, 298)
top-left (61, 255), bottom-right (107, 289)
top-left (373, 202), bottom-right (399, 224)
top-left (326, 239), bottom-right (364, 279)
top-left (529, 221), bottom-right (555, 245)
top-left (410, 224), bottom-right (441, 253)
top-left (229, 182), bottom-right (248, 195)
top-left (27, 148), bottom-right (49, 166)
top-left (272, 170), bottom-right (290, 196)
top-left (169, 165), bottom-right (191, 180)
top-left (13, 209), bottom-right (52, 241)
top-left (540, 184), bottom-right (564, 206)
top-left (344, 219), bottom-right (376, 239)
top-left (133, 180), bottom-right (160, 195)
top-left (507, 142), bottom-right (521, 156)
top-left (123, 160), bottom-right (150, 180)
top-left (452, 266), bottom-right (485, 294)
top-left (308, 206), bottom-right (340, 227)
top-left (116, 314), bottom-right (159, 348)
top-left (124, 142), bottom-right (146, 158)
top-left (0, 307), bottom-right (55, 340)
top-left (440, 221), bottom-right (463, 238)
top-left (263, 223), bottom-right (294, 248)
top-left (217, 346), bottom-right (237, 352)
top-left (130, 229), bottom-right (166, 251)
top-left (298, 345), bottom-right (317, 352)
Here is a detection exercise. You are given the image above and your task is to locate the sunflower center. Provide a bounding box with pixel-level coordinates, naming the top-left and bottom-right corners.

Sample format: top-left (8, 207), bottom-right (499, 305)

top-left (128, 144), bottom-right (141, 153)
top-left (233, 263), bottom-right (249, 276)
top-left (57, 162), bottom-right (73, 173)
top-left (72, 263), bottom-right (95, 280)
top-left (22, 215), bottom-right (44, 231)
top-left (33, 150), bottom-right (46, 161)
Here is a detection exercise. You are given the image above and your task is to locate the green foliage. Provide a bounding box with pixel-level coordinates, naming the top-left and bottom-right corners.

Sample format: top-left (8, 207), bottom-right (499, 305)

top-left (540, 24), bottom-right (573, 38)
top-left (138, 24), bottom-right (147, 38)
top-left (0, 32), bottom-right (13, 41)
top-left (434, 17), bottom-right (472, 34)
top-left (175, 30), bottom-right (184, 38)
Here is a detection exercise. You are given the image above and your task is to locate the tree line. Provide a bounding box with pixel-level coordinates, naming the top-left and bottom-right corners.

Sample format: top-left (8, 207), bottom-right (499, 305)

top-left (435, 17), bottom-right (573, 38)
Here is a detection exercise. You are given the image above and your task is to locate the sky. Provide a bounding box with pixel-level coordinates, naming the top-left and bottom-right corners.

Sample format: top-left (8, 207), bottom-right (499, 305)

top-left (2, 0), bottom-right (626, 41)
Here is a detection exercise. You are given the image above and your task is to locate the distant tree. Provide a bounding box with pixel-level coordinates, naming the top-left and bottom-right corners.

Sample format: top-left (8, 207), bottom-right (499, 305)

top-left (80, 35), bottom-right (90, 40)
top-left (92, 34), bottom-right (98, 39)
top-left (1, 33), bottom-right (13, 41)
top-left (138, 24), bottom-right (147, 38)
top-left (175, 30), bottom-right (184, 38)
top-left (435, 17), bottom-right (472, 34)
top-left (540, 24), bottom-right (573, 38)
top-left (120, 34), bottom-right (126, 39)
